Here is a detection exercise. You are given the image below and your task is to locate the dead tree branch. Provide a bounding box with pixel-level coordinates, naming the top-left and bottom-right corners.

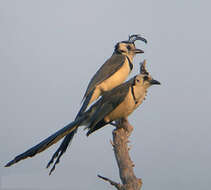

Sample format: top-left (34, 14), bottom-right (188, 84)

top-left (98, 117), bottom-right (142, 190)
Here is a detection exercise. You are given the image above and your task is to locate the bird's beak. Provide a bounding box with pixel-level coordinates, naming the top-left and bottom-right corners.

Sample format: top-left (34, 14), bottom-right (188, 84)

top-left (150, 79), bottom-right (161, 85)
top-left (133, 48), bottom-right (144, 54)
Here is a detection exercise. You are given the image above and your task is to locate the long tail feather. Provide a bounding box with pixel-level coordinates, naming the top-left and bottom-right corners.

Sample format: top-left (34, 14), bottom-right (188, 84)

top-left (46, 90), bottom-right (95, 173)
top-left (46, 129), bottom-right (77, 175)
top-left (5, 116), bottom-right (85, 167)
top-left (48, 128), bottom-right (74, 175)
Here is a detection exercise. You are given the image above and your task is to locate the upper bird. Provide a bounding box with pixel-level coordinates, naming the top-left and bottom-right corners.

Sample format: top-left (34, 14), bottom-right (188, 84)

top-left (80, 34), bottom-right (147, 115)
top-left (45, 34), bottom-right (147, 170)
top-left (5, 60), bottom-right (160, 175)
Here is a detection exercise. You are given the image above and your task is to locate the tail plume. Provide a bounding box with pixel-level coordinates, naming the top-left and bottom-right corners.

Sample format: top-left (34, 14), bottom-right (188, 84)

top-left (46, 90), bottom-right (94, 174)
top-left (46, 129), bottom-right (78, 175)
top-left (5, 116), bottom-right (85, 168)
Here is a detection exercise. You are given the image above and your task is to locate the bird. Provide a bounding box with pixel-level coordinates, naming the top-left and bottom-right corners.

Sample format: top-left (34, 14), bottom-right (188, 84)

top-left (5, 61), bottom-right (160, 175)
top-left (45, 34), bottom-right (147, 171)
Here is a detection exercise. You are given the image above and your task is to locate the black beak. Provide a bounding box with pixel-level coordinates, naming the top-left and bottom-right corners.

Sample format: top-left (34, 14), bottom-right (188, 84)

top-left (150, 79), bottom-right (161, 85)
top-left (134, 48), bottom-right (144, 54)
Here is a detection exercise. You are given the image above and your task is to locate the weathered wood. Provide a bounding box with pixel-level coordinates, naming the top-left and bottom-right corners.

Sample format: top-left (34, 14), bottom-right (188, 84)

top-left (98, 117), bottom-right (142, 190)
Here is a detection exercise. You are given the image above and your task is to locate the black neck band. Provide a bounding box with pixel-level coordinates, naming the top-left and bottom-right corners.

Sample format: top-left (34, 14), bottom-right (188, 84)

top-left (126, 56), bottom-right (133, 71)
top-left (131, 86), bottom-right (138, 104)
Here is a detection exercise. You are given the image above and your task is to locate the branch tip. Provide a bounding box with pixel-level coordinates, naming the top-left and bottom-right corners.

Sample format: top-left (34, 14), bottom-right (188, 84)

top-left (97, 174), bottom-right (122, 190)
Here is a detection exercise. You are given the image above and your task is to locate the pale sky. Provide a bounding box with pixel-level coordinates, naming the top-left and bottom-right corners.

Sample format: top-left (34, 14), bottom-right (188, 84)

top-left (0, 0), bottom-right (211, 190)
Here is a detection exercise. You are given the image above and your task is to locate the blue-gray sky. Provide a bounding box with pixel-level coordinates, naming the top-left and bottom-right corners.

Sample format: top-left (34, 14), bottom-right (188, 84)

top-left (0, 0), bottom-right (211, 190)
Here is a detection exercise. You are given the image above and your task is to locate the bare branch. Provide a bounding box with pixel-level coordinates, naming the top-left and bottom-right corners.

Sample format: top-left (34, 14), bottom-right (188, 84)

top-left (98, 117), bottom-right (142, 190)
top-left (98, 175), bottom-right (122, 190)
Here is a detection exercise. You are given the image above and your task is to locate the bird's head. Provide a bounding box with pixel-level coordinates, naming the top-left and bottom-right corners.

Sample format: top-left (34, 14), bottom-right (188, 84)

top-left (114, 34), bottom-right (147, 59)
top-left (133, 60), bottom-right (161, 89)
top-left (138, 74), bottom-right (161, 89)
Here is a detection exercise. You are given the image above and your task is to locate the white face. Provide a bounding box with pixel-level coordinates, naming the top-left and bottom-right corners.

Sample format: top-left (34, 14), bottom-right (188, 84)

top-left (134, 74), bottom-right (150, 87)
top-left (116, 42), bottom-right (136, 56)
top-left (134, 74), bottom-right (160, 89)
top-left (131, 74), bottom-right (149, 103)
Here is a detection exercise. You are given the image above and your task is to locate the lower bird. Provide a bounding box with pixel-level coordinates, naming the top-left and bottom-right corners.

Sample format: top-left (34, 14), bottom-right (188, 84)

top-left (5, 61), bottom-right (160, 175)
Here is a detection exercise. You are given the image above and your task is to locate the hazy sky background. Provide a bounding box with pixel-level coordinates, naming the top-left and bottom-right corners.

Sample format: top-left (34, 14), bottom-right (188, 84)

top-left (0, 0), bottom-right (211, 190)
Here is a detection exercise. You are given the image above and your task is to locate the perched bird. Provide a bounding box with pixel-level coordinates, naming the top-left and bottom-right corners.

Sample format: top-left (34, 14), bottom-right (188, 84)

top-left (5, 61), bottom-right (160, 175)
top-left (46, 34), bottom-right (147, 171)
top-left (80, 34), bottom-right (147, 114)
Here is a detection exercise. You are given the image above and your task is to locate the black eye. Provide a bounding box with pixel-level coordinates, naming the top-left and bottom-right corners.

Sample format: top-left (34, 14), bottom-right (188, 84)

top-left (127, 45), bottom-right (131, 50)
top-left (143, 76), bottom-right (148, 81)
top-left (136, 79), bottom-right (140, 82)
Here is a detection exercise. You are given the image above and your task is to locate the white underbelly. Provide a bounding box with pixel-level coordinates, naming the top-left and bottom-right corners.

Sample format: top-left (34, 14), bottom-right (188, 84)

top-left (88, 60), bottom-right (131, 107)
top-left (104, 90), bottom-right (136, 122)
top-left (99, 61), bottom-right (131, 92)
